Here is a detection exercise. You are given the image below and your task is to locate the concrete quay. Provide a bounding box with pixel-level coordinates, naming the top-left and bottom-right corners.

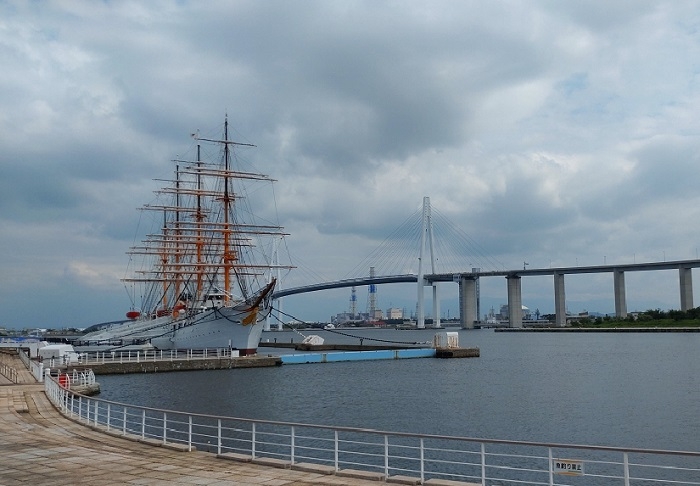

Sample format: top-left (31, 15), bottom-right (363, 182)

top-left (72, 354), bottom-right (282, 375)
top-left (54, 347), bottom-right (477, 375)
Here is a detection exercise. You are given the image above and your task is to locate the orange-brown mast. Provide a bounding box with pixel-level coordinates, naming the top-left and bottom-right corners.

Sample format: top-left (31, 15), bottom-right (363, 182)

top-left (195, 144), bottom-right (204, 301)
top-left (173, 164), bottom-right (181, 305)
top-left (123, 116), bottom-right (293, 316)
top-left (161, 209), bottom-right (168, 310)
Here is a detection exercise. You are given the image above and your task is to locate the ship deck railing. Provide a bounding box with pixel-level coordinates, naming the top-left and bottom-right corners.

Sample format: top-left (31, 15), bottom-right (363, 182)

top-left (44, 375), bottom-right (700, 486)
top-left (75, 348), bottom-right (240, 364)
top-left (42, 348), bottom-right (239, 367)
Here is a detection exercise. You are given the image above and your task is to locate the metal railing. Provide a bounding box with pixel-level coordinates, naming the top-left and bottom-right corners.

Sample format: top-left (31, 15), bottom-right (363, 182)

top-left (44, 376), bottom-right (699, 485)
top-left (0, 361), bottom-right (18, 383)
top-left (18, 349), bottom-right (44, 382)
top-left (44, 348), bottom-right (240, 368)
top-left (21, 348), bottom-right (242, 382)
top-left (49, 369), bottom-right (97, 389)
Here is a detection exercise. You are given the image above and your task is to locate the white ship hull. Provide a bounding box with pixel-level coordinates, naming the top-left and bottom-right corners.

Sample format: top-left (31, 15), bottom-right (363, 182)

top-left (77, 281), bottom-right (276, 355)
top-left (150, 305), bottom-right (270, 354)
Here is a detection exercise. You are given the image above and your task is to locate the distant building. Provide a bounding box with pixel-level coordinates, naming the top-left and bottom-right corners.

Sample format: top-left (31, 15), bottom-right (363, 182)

top-left (386, 307), bottom-right (403, 319)
top-left (498, 304), bottom-right (531, 320)
top-left (332, 312), bottom-right (369, 325)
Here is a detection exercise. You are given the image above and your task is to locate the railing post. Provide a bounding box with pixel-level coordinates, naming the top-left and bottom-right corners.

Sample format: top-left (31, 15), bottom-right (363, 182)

top-left (251, 423), bottom-right (256, 459)
top-left (384, 434), bottom-right (389, 478)
top-left (122, 407), bottom-right (127, 435)
top-left (623, 452), bottom-right (630, 486)
top-left (291, 426), bottom-right (295, 464)
top-left (107, 403), bottom-right (111, 431)
top-left (141, 409), bottom-right (146, 439)
top-left (188, 415), bottom-right (193, 452)
top-left (334, 430), bottom-right (339, 471)
top-left (420, 438), bottom-right (425, 483)
top-left (218, 419), bottom-right (222, 455)
top-left (79, 396), bottom-right (83, 421)
top-left (94, 401), bottom-right (99, 426)
top-left (548, 447), bottom-right (554, 486)
top-left (480, 442), bottom-right (486, 485)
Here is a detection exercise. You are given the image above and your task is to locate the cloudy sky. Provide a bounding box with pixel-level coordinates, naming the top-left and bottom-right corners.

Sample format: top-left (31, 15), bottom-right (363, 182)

top-left (2, 1), bottom-right (700, 330)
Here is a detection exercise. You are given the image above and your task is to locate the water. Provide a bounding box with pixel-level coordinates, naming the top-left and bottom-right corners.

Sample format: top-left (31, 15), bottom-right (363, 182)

top-left (96, 328), bottom-right (700, 452)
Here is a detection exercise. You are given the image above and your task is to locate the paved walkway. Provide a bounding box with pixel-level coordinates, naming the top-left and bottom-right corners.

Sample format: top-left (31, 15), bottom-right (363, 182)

top-left (0, 350), bottom-right (405, 486)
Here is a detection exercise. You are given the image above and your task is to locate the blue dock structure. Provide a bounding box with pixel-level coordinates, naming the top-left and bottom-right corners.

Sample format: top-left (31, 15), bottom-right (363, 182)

top-left (280, 347), bottom-right (437, 364)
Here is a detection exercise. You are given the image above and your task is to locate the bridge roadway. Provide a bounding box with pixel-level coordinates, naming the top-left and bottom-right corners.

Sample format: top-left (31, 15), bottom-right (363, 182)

top-left (272, 259), bottom-right (700, 328)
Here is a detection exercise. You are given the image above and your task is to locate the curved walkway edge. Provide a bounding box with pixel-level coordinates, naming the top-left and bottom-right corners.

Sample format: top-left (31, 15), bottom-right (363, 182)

top-left (1, 351), bottom-right (478, 486)
top-left (0, 383), bottom-right (405, 486)
top-left (0, 347), bottom-right (427, 486)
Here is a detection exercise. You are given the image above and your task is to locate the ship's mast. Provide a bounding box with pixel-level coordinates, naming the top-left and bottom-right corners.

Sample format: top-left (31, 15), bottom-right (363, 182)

top-left (123, 116), bottom-right (294, 314)
top-left (174, 165), bottom-right (181, 304)
top-left (223, 117), bottom-right (233, 303)
top-left (161, 209), bottom-right (168, 310)
top-left (195, 144), bottom-right (203, 301)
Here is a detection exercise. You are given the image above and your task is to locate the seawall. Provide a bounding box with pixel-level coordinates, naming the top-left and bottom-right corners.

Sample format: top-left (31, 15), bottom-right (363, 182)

top-left (65, 355), bottom-right (282, 375)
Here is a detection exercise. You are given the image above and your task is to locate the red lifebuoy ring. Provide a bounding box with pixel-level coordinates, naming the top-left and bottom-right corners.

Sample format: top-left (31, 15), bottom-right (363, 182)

top-left (58, 374), bottom-right (69, 388)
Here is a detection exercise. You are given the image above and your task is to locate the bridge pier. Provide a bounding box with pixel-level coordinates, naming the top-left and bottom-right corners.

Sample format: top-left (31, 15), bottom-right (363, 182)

top-left (614, 270), bottom-right (627, 318)
top-left (554, 272), bottom-right (566, 327)
top-left (459, 276), bottom-right (477, 329)
top-left (433, 283), bottom-right (441, 328)
top-left (507, 275), bottom-right (523, 328)
top-left (417, 279), bottom-right (426, 329)
top-left (679, 267), bottom-right (693, 311)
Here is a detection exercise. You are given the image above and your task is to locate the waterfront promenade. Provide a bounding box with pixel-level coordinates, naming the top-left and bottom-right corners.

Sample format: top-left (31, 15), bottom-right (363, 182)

top-left (0, 352), bottom-right (432, 486)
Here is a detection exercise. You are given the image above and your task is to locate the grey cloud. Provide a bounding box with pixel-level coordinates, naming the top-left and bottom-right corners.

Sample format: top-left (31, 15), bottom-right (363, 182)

top-left (2, 1), bottom-right (700, 328)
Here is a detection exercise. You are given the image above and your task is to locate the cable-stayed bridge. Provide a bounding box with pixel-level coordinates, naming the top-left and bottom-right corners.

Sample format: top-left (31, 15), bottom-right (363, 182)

top-left (271, 197), bottom-right (700, 328)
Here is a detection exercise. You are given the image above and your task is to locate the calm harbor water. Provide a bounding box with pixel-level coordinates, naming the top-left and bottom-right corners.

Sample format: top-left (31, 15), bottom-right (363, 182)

top-left (96, 328), bottom-right (699, 452)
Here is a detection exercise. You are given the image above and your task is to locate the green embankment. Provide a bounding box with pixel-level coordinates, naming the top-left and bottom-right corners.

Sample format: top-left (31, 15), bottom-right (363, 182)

top-left (576, 319), bottom-right (700, 328)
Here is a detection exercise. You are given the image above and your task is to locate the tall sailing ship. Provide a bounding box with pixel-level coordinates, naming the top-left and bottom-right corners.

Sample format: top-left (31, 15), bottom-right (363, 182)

top-left (77, 117), bottom-right (291, 355)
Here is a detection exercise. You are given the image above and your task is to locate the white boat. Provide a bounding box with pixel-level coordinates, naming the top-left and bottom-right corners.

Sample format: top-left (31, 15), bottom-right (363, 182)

top-left (76, 117), bottom-right (291, 355)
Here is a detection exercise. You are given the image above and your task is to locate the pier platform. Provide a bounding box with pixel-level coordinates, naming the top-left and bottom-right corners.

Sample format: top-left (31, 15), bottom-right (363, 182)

top-left (47, 346), bottom-right (478, 375)
top-left (73, 354), bottom-right (282, 375)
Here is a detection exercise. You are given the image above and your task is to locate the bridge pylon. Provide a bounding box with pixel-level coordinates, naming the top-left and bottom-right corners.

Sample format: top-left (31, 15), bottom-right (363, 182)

top-left (416, 196), bottom-right (440, 329)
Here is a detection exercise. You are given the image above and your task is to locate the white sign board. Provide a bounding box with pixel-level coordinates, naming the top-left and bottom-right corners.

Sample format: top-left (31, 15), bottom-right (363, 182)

top-left (554, 459), bottom-right (584, 476)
